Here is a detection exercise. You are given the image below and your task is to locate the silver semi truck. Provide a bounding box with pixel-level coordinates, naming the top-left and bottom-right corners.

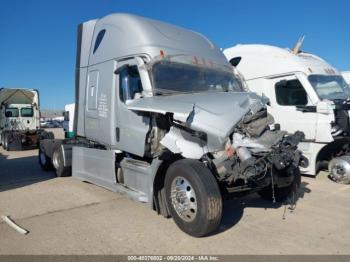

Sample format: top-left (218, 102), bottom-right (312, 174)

top-left (0, 88), bottom-right (53, 150)
top-left (39, 13), bottom-right (307, 237)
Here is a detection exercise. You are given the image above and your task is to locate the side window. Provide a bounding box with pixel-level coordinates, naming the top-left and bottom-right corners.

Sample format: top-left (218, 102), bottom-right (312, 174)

top-left (93, 29), bottom-right (106, 54)
top-left (119, 66), bottom-right (143, 103)
top-left (275, 79), bottom-right (308, 106)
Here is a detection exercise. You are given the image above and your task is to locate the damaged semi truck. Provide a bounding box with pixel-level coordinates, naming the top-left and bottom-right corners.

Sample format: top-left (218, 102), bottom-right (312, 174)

top-left (0, 88), bottom-right (53, 150)
top-left (39, 13), bottom-right (307, 237)
top-left (224, 43), bottom-right (350, 183)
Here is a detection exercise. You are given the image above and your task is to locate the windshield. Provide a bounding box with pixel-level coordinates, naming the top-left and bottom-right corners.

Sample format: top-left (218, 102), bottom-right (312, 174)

top-left (308, 74), bottom-right (350, 100)
top-left (151, 61), bottom-right (243, 95)
top-left (21, 107), bottom-right (34, 117)
top-left (5, 108), bottom-right (19, 117)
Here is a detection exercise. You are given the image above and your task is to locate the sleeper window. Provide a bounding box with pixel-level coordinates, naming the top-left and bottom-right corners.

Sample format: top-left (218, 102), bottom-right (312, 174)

top-left (93, 29), bottom-right (106, 54)
top-left (119, 66), bottom-right (143, 102)
top-left (275, 79), bottom-right (308, 106)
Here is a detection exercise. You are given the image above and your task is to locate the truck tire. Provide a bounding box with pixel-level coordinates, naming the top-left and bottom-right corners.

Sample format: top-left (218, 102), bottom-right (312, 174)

top-left (3, 133), bottom-right (9, 151)
top-left (5, 133), bottom-right (22, 151)
top-left (1, 133), bottom-right (5, 148)
top-left (164, 159), bottom-right (222, 237)
top-left (40, 131), bottom-right (54, 140)
top-left (38, 148), bottom-right (54, 171)
top-left (52, 146), bottom-right (71, 177)
top-left (258, 166), bottom-right (301, 202)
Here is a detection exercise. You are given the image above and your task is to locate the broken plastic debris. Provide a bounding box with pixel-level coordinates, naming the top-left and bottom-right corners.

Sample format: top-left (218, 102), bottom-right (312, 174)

top-left (1, 215), bottom-right (29, 235)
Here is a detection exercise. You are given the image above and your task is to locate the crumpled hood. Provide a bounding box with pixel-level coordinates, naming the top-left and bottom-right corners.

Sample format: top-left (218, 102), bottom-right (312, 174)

top-left (127, 91), bottom-right (265, 150)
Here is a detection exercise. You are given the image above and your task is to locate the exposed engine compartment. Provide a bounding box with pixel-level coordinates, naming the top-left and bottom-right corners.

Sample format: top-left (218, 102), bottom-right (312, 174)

top-left (332, 100), bottom-right (350, 137)
top-left (144, 100), bottom-right (307, 194)
top-left (207, 107), bottom-right (307, 193)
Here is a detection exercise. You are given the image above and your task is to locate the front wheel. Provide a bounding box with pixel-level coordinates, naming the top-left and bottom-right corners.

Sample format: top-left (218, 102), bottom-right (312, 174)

top-left (258, 166), bottom-right (301, 202)
top-left (165, 159), bottom-right (222, 237)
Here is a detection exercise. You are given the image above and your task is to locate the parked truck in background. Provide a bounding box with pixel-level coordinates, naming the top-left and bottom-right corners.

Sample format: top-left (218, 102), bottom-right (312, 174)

top-left (342, 71), bottom-right (350, 85)
top-left (63, 103), bottom-right (75, 138)
top-left (0, 88), bottom-right (53, 151)
top-left (224, 43), bottom-right (350, 184)
top-left (39, 13), bottom-right (307, 237)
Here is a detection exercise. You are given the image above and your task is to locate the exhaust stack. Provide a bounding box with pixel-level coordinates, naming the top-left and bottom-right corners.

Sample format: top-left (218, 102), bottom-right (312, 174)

top-left (291, 35), bottom-right (305, 54)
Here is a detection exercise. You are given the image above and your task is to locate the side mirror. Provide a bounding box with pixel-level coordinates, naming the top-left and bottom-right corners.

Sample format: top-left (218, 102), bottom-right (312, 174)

top-left (114, 64), bottom-right (130, 74)
top-left (63, 111), bottom-right (69, 121)
top-left (316, 100), bottom-right (335, 114)
top-left (296, 105), bottom-right (316, 112)
top-left (261, 93), bottom-right (270, 106)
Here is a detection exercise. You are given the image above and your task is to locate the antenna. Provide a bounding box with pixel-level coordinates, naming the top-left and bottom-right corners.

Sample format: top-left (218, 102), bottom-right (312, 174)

top-left (292, 35), bottom-right (305, 54)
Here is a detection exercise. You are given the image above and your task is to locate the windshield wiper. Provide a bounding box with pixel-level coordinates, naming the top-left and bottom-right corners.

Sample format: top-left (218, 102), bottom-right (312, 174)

top-left (154, 88), bottom-right (186, 96)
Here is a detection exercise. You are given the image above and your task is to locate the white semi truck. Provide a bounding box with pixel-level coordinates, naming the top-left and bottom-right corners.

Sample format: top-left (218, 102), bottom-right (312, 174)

top-left (0, 88), bottom-right (53, 150)
top-left (342, 71), bottom-right (350, 85)
top-left (63, 103), bottom-right (75, 138)
top-left (224, 44), bottom-right (350, 183)
top-left (39, 13), bottom-right (307, 236)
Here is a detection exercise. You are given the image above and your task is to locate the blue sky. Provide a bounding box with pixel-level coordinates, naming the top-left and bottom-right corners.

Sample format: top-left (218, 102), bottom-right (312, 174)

top-left (0, 0), bottom-right (349, 109)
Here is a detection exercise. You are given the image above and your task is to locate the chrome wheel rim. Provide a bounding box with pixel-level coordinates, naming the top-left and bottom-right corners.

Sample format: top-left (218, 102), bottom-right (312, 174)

top-left (52, 151), bottom-right (60, 170)
top-left (331, 164), bottom-right (346, 181)
top-left (170, 176), bottom-right (197, 222)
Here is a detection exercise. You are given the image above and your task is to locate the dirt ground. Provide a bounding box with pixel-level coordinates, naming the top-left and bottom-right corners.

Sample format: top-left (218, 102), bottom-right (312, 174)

top-left (0, 128), bottom-right (349, 254)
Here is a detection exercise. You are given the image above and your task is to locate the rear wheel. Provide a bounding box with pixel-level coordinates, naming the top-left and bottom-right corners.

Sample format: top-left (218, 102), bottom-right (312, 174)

top-left (3, 133), bottom-right (9, 151)
top-left (165, 159), bottom-right (222, 237)
top-left (40, 131), bottom-right (54, 140)
top-left (0, 133), bottom-right (4, 148)
top-left (38, 131), bottom-right (55, 148)
top-left (38, 148), bottom-right (54, 171)
top-left (52, 146), bottom-right (71, 177)
top-left (258, 166), bottom-right (301, 202)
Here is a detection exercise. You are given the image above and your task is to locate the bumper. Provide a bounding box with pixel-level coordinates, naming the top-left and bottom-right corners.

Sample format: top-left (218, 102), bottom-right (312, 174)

top-left (222, 131), bottom-right (307, 194)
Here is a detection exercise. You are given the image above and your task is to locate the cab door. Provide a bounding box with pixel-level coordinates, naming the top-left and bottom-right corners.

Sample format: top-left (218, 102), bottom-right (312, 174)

top-left (267, 74), bottom-right (317, 140)
top-left (114, 58), bottom-right (150, 156)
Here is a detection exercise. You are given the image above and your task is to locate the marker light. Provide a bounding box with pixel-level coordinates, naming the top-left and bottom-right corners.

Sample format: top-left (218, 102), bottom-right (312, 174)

top-left (160, 50), bottom-right (165, 58)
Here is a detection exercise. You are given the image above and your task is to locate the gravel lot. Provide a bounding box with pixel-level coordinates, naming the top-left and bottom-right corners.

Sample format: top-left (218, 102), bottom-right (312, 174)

top-left (0, 128), bottom-right (349, 255)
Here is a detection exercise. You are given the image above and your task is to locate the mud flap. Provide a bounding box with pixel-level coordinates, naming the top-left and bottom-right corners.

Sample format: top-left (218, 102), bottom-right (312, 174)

top-left (6, 134), bottom-right (22, 151)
